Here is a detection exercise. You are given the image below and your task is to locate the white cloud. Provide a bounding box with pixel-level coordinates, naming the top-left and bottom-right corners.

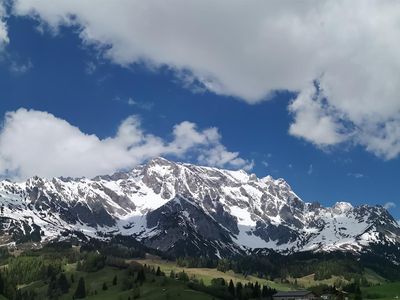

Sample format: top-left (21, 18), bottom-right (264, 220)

top-left (288, 84), bottom-right (348, 146)
top-left (9, 0), bottom-right (400, 159)
top-left (197, 145), bottom-right (254, 171)
top-left (127, 97), bottom-right (154, 110)
top-left (288, 82), bottom-right (400, 160)
top-left (0, 1), bottom-right (8, 47)
top-left (114, 96), bottom-right (154, 110)
top-left (9, 59), bottom-right (33, 74)
top-left (84, 61), bottom-right (96, 74)
top-left (383, 202), bottom-right (396, 210)
top-left (0, 108), bottom-right (252, 180)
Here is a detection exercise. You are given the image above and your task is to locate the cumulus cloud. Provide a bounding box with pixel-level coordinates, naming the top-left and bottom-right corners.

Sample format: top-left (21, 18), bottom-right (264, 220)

top-left (9, 0), bottom-right (400, 159)
top-left (288, 84), bottom-right (348, 146)
top-left (0, 109), bottom-right (252, 180)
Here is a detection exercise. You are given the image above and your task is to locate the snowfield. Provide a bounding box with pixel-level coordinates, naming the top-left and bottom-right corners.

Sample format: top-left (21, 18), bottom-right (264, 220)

top-left (0, 157), bottom-right (399, 257)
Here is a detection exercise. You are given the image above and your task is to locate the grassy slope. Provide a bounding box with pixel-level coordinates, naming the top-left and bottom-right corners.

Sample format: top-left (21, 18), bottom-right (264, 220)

top-left (363, 268), bottom-right (387, 285)
top-left (362, 282), bottom-right (400, 300)
top-left (284, 266), bottom-right (388, 289)
top-left (14, 255), bottom-right (399, 299)
top-left (134, 258), bottom-right (292, 291)
top-left (290, 274), bottom-right (347, 288)
top-left (20, 264), bottom-right (214, 300)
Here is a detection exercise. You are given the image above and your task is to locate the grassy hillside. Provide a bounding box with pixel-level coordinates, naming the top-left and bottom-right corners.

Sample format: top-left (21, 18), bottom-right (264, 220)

top-left (0, 242), bottom-right (397, 299)
top-left (134, 258), bottom-right (292, 291)
top-left (290, 273), bottom-right (347, 288)
top-left (362, 268), bottom-right (388, 285)
top-left (362, 282), bottom-right (400, 300)
top-left (0, 247), bottom-right (280, 299)
top-left (19, 265), bottom-right (215, 300)
top-left (288, 268), bottom-right (387, 289)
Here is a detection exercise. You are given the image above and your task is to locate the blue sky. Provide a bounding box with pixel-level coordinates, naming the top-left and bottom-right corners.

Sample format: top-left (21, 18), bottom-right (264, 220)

top-left (0, 2), bottom-right (399, 219)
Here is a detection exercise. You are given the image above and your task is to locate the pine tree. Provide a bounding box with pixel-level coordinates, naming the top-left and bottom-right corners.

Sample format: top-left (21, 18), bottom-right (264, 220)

top-left (169, 270), bottom-right (175, 279)
top-left (47, 274), bottom-right (60, 299)
top-left (177, 271), bottom-right (189, 282)
top-left (58, 273), bottom-right (70, 294)
top-left (236, 282), bottom-right (243, 300)
top-left (0, 272), bottom-right (4, 295)
top-left (76, 261), bottom-right (82, 271)
top-left (74, 277), bottom-right (86, 299)
top-left (112, 275), bottom-right (118, 286)
top-left (354, 285), bottom-right (363, 300)
top-left (136, 268), bottom-right (146, 284)
top-left (262, 285), bottom-right (275, 297)
top-left (228, 279), bottom-right (235, 296)
top-left (156, 266), bottom-right (162, 276)
top-left (102, 282), bottom-right (108, 290)
top-left (14, 289), bottom-right (23, 300)
top-left (253, 281), bottom-right (261, 298)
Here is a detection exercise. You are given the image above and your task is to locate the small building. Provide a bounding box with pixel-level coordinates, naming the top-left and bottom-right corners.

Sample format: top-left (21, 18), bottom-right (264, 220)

top-left (273, 290), bottom-right (316, 300)
top-left (321, 294), bottom-right (335, 300)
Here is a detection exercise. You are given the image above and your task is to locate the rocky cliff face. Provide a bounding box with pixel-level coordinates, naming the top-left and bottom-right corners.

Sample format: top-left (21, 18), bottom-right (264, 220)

top-left (0, 157), bottom-right (399, 259)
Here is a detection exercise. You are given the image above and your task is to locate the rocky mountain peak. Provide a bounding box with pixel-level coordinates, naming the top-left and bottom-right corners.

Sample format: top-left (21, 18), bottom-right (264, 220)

top-left (332, 201), bottom-right (354, 214)
top-left (0, 157), bottom-right (399, 260)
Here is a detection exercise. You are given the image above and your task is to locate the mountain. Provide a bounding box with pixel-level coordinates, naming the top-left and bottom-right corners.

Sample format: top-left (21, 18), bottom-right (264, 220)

top-left (0, 157), bottom-right (399, 259)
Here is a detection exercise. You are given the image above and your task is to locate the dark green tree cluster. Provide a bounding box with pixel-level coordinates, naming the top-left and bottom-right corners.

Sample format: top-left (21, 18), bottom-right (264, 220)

top-left (14, 289), bottom-right (36, 300)
top-left (77, 252), bottom-right (105, 272)
top-left (176, 256), bottom-right (217, 268)
top-left (47, 272), bottom-right (70, 299)
top-left (177, 270), bottom-right (189, 282)
top-left (343, 282), bottom-right (362, 300)
top-left (74, 277), bottom-right (86, 299)
top-left (309, 282), bottom-right (363, 299)
top-left (105, 255), bottom-right (128, 269)
top-left (80, 236), bottom-right (146, 259)
top-left (120, 264), bottom-right (147, 292)
top-left (213, 251), bottom-right (369, 282)
top-left (187, 276), bottom-right (276, 300)
top-left (142, 264), bottom-right (167, 277)
top-left (0, 247), bottom-right (10, 265)
top-left (6, 256), bottom-right (49, 283)
top-left (99, 244), bottom-right (146, 259)
top-left (0, 255), bottom-right (62, 299)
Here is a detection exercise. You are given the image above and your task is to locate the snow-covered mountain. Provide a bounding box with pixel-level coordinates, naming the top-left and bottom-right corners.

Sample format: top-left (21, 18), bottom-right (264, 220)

top-left (0, 157), bottom-right (399, 258)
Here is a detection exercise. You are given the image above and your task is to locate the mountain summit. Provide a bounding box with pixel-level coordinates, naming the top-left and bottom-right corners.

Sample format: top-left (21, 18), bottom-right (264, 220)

top-left (0, 157), bottom-right (399, 258)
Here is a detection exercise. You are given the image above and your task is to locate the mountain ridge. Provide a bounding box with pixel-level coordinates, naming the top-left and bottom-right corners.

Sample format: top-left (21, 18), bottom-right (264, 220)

top-left (0, 157), bottom-right (399, 260)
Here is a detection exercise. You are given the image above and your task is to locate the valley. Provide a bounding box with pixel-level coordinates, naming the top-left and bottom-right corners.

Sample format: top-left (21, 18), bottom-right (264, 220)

top-left (0, 243), bottom-right (398, 299)
top-left (0, 158), bottom-right (400, 299)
